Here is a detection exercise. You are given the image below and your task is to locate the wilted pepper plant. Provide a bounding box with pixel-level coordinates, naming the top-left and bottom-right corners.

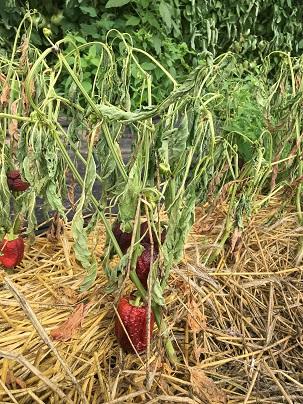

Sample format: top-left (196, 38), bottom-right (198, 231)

top-left (3, 12), bottom-right (301, 363)
top-left (0, 13), bottom-right (218, 362)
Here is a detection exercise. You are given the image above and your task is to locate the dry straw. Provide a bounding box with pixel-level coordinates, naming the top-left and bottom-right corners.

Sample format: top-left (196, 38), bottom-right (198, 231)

top-left (0, 195), bottom-right (302, 403)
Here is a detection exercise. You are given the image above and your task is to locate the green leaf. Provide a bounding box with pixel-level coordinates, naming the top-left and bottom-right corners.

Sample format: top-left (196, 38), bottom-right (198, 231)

top-left (152, 36), bottom-right (162, 55)
top-left (82, 80), bottom-right (92, 93)
top-left (118, 153), bottom-right (143, 225)
top-left (46, 182), bottom-right (66, 218)
top-left (105, 0), bottom-right (131, 8)
top-left (74, 36), bottom-right (87, 44)
top-left (79, 5), bottom-right (98, 17)
top-left (80, 23), bottom-right (99, 38)
top-left (126, 16), bottom-right (140, 26)
top-left (22, 191), bottom-right (37, 236)
top-left (71, 205), bottom-right (92, 269)
top-left (141, 62), bottom-right (156, 71)
top-left (152, 279), bottom-right (165, 306)
top-left (80, 256), bottom-right (98, 291)
top-left (159, 1), bottom-right (172, 30)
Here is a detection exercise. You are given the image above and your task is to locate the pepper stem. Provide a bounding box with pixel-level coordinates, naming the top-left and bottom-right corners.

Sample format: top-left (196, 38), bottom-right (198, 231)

top-left (131, 295), bottom-right (142, 307)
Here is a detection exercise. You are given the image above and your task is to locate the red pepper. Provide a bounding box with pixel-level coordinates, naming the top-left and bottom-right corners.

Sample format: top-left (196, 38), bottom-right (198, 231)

top-left (0, 236), bottom-right (24, 269)
top-left (115, 295), bottom-right (154, 353)
top-left (112, 221), bottom-right (166, 254)
top-left (7, 170), bottom-right (29, 192)
top-left (136, 243), bottom-right (158, 288)
top-left (112, 222), bottom-right (133, 254)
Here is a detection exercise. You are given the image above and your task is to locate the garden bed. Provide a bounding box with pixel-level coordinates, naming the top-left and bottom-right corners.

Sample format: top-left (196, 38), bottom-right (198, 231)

top-left (1, 195), bottom-right (302, 403)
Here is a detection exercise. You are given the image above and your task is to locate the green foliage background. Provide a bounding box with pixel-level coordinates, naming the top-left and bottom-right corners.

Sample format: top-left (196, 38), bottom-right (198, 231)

top-left (1, 0), bottom-right (303, 103)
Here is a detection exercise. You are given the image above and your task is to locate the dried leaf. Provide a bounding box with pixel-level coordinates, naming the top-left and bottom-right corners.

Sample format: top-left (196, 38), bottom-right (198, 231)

top-left (47, 212), bottom-right (64, 243)
top-left (50, 302), bottom-right (92, 341)
top-left (187, 299), bottom-right (207, 332)
top-left (190, 367), bottom-right (227, 404)
top-left (0, 81), bottom-right (10, 107)
top-left (21, 79), bottom-right (35, 115)
top-left (66, 170), bottom-right (76, 209)
top-left (8, 100), bottom-right (19, 154)
top-left (55, 286), bottom-right (80, 305)
top-left (193, 346), bottom-right (208, 363)
top-left (6, 370), bottom-right (26, 389)
top-left (230, 226), bottom-right (242, 253)
top-left (19, 37), bottom-right (29, 67)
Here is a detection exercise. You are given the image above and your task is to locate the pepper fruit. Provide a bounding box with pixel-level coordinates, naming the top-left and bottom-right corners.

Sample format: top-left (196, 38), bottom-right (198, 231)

top-left (0, 236), bottom-right (24, 268)
top-left (112, 222), bottom-right (133, 254)
top-left (115, 295), bottom-right (155, 353)
top-left (7, 170), bottom-right (29, 192)
top-left (136, 243), bottom-right (158, 288)
top-left (112, 221), bottom-right (166, 254)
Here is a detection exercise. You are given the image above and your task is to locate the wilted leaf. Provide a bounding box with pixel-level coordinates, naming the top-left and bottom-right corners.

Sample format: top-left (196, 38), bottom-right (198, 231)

top-left (54, 286), bottom-right (82, 305)
top-left (19, 37), bottom-right (29, 67)
top-left (47, 212), bottom-right (64, 243)
top-left (0, 81), bottom-right (10, 107)
top-left (118, 153), bottom-right (142, 225)
top-left (22, 80), bottom-right (35, 115)
top-left (230, 226), bottom-right (242, 253)
top-left (187, 299), bottom-right (207, 332)
top-left (190, 367), bottom-right (227, 404)
top-left (152, 278), bottom-right (165, 306)
top-left (50, 303), bottom-right (92, 341)
top-left (8, 100), bottom-right (19, 155)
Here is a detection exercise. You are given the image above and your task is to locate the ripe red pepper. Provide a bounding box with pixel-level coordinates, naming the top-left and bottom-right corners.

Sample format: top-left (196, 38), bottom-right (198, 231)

top-left (7, 170), bottom-right (29, 192)
top-left (136, 244), bottom-right (158, 288)
top-left (0, 236), bottom-right (24, 268)
top-left (115, 295), bottom-right (155, 353)
top-left (112, 221), bottom-right (166, 254)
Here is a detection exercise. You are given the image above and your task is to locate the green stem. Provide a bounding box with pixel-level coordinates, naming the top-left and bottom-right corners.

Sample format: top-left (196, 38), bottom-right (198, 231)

top-left (48, 125), bottom-right (123, 258)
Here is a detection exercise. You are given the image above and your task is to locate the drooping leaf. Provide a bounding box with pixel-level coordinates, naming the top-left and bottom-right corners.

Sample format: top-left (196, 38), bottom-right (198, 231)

top-left (152, 278), bottom-right (165, 306)
top-left (118, 153), bottom-right (142, 227)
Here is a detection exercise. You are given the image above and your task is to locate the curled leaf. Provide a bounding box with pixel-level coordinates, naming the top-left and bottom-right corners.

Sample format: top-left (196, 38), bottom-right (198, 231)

top-left (0, 80), bottom-right (10, 107)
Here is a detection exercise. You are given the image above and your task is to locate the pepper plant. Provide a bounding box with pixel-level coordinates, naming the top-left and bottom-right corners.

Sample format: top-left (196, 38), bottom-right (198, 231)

top-left (2, 13), bottom-right (303, 362)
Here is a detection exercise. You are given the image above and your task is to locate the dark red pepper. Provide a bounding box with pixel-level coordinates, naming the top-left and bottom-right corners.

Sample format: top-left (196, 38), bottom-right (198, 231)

top-left (136, 244), bottom-right (158, 288)
top-left (0, 236), bottom-right (24, 268)
top-left (112, 221), bottom-right (166, 254)
top-left (115, 295), bottom-right (155, 353)
top-left (112, 222), bottom-right (133, 254)
top-left (7, 170), bottom-right (29, 192)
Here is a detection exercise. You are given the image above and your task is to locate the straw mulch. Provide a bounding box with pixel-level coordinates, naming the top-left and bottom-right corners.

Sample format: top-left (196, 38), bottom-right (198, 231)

top-left (0, 196), bottom-right (303, 404)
